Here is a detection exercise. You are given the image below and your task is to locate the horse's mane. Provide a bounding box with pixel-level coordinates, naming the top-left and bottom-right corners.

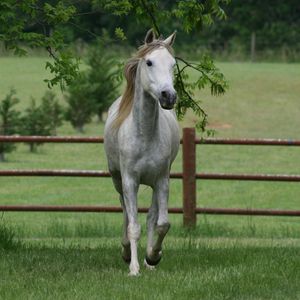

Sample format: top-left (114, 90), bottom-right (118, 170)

top-left (112, 39), bottom-right (174, 130)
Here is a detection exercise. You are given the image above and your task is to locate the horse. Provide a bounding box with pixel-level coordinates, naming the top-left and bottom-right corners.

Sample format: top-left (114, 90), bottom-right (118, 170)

top-left (104, 29), bottom-right (180, 276)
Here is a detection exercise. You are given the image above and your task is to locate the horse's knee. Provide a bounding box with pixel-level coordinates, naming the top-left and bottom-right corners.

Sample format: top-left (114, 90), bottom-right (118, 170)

top-left (156, 222), bottom-right (170, 236)
top-left (127, 223), bottom-right (141, 241)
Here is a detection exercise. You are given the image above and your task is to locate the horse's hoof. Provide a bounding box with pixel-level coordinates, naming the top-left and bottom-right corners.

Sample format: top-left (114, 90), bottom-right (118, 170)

top-left (128, 263), bottom-right (140, 276)
top-left (144, 259), bottom-right (156, 270)
top-left (145, 255), bottom-right (161, 266)
top-left (128, 270), bottom-right (140, 276)
top-left (122, 255), bottom-right (131, 264)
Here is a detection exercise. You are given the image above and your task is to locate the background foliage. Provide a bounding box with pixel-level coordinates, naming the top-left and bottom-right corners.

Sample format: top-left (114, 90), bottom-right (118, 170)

top-left (1, 1), bottom-right (298, 131)
top-left (0, 0), bottom-right (231, 132)
top-left (0, 0), bottom-right (299, 141)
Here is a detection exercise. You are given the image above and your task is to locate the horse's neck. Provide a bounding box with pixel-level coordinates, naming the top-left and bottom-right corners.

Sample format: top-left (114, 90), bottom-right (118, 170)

top-left (132, 72), bottom-right (159, 142)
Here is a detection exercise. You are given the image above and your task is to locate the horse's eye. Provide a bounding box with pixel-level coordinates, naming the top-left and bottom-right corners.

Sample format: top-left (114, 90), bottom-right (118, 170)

top-left (146, 60), bottom-right (152, 67)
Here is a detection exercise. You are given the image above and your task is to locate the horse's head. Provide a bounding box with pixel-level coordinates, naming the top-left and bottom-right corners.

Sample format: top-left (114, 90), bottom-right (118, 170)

top-left (140, 29), bottom-right (177, 110)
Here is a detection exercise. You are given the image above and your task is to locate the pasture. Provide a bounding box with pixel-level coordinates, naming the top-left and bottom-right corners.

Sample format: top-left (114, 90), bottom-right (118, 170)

top-left (0, 57), bottom-right (300, 299)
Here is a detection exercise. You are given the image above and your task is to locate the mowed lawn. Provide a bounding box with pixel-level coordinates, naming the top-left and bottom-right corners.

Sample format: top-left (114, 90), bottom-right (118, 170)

top-left (0, 57), bottom-right (300, 299)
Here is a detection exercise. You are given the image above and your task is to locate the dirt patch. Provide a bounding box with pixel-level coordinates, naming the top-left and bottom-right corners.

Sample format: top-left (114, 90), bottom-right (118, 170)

top-left (208, 122), bottom-right (232, 129)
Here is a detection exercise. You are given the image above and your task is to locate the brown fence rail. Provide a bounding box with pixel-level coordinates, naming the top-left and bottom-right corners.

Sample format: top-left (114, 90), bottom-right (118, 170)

top-left (0, 205), bottom-right (299, 216)
top-left (1, 128), bottom-right (300, 227)
top-left (2, 135), bottom-right (300, 146)
top-left (1, 170), bottom-right (300, 182)
top-left (0, 136), bottom-right (104, 143)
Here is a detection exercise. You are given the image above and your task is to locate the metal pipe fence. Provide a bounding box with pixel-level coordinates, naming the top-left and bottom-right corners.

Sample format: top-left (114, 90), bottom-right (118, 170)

top-left (1, 128), bottom-right (300, 226)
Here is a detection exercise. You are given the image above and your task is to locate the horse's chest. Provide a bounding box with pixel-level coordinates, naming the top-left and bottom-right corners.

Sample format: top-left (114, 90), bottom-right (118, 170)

top-left (140, 151), bottom-right (166, 169)
top-left (133, 145), bottom-right (170, 180)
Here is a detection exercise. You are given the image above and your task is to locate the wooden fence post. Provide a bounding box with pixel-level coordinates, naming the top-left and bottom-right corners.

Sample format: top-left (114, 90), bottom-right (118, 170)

top-left (182, 127), bottom-right (196, 227)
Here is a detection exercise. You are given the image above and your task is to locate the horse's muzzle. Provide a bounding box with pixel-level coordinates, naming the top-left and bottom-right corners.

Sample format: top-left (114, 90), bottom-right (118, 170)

top-left (159, 90), bottom-right (177, 110)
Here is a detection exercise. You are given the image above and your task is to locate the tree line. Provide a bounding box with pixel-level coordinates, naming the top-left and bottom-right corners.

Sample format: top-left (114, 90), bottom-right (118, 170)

top-left (39, 0), bottom-right (299, 61)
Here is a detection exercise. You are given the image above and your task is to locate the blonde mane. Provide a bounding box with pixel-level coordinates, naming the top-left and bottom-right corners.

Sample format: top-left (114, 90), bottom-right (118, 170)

top-left (112, 40), bottom-right (174, 129)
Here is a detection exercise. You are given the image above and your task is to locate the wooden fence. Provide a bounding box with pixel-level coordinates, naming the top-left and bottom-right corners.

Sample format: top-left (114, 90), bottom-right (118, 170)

top-left (1, 128), bottom-right (300, 227)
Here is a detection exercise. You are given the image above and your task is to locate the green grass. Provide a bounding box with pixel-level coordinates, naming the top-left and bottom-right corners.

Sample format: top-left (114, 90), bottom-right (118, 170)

top-left (0, 57), bottom-right (300, 299)
top-left (1, 237), bottom-right (299, 300)
top-left (185, 62), bottom-right (300, 139)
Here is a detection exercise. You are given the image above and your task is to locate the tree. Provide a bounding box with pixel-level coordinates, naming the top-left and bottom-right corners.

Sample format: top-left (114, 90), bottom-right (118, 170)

top-left (199, 0), bottom-right (300, 61)
top-left (85, 40), bottom-right (121, 121)
top-left (64, 73), bottom-right (95, 132)
top-left (40, 91), bottom-right (64, 135)
top-left (0, 89), bottom-right (21, 162)
top-left (21, 98), bottom-right (53, 152)
top-left (0, 0), bottom-right (79, 89)
top-left (65, 39), bottom-right (121, 131)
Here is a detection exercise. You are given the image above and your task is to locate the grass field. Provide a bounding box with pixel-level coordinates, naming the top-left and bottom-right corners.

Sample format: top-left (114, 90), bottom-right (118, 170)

top-left (0, 57), bottom-right (300, 299)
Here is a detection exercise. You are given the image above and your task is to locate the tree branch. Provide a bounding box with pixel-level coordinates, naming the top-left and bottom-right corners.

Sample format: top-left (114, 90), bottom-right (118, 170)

top-left (176, 55), bottom-right (220, 91)
top-left (139, 0), bottom-right (161, 36)
top-left (175, 58), bottom-right (208, 120)
top-left (176, 56), bottom-right (208, 76)
top-left (46, 46), bottom-right (57, 60)
top-left (68, 21), bottom-right (100, 39)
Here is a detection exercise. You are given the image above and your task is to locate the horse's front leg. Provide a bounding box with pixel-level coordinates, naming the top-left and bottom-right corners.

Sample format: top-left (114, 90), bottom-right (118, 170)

top-left (122, 175), bottom-right (141, 276)
top-left (145, 177), bottom-right (170, 267)
top-left (144, 192), bottom-right (158, 269)
top-left (119, 194), bottom-right (131, 263)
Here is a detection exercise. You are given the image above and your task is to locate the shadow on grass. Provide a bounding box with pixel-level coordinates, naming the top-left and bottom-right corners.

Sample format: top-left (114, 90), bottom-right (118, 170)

top-left (0, 223), bottom-right (23, 250)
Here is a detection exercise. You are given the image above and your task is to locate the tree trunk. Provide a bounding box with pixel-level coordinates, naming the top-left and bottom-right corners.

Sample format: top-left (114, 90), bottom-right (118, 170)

top-left (75, 125), bottom-right (84, 133)
top-left (251, 31), bottom-right (256, 62)
top-left (29, 143), bottom-right (37, 153)
top-left (281, 45), bottom-right (287, 62)
top-left (0, 152), bottom-right (5, 162)
top-left (97, 112), bottom-right (104, 123)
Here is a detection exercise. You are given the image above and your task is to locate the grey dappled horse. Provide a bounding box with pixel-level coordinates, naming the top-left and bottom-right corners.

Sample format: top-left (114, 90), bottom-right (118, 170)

top-left (104, 29), bottom-right (180, 276)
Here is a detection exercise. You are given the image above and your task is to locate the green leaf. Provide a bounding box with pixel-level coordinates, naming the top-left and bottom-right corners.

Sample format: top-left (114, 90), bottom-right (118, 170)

top-left (115, 27), bottom-right (127, 40)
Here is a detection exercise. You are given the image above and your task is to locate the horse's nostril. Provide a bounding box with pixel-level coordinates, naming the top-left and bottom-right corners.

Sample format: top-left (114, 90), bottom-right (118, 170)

top-left (161, 91), bottom-right (168, 98)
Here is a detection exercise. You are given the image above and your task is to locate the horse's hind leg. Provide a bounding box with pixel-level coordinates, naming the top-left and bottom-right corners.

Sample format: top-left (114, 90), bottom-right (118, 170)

top-left (145, 178), bottom-right (170, 267)
top-left (112, 176), bottom-right (131, 264)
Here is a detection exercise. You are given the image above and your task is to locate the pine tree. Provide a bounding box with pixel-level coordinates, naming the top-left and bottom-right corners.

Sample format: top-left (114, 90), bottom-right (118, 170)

top-left (65, 40), bottom-right (121, 131)
top-left (64, 73), bottom-right (95, 132)
top-left (86, 40), bottom-right (121, 121)
top-left (0, 89), bottom-right (21, 162)
top-left (40, 91), bottom-right (64, 135)
top-left (21, 98), bottom-right (53, 152)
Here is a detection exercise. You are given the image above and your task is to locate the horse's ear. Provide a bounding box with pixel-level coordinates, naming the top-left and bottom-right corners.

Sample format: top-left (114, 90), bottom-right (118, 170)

top-left (164, 31), bottom-right (176, 46)
top-left (145, 29), bottom-right (156, 44)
